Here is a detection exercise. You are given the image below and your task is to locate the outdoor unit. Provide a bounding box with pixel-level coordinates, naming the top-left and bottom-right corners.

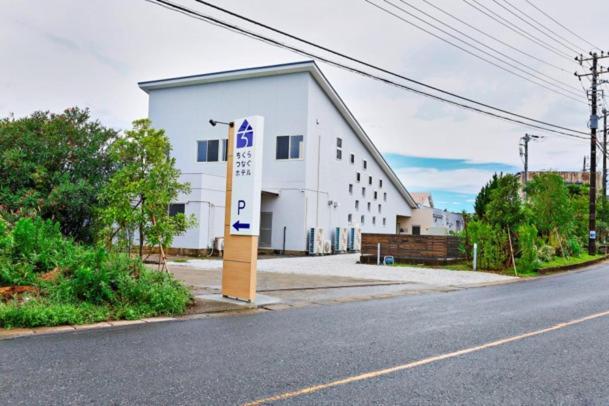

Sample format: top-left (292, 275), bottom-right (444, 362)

top-left (323, 239), bottom-right (332, 255)
top-left (348, 226), bottom-right (362, 252)
top-left (307, 227), bottom-right (325, 255)
top-left (332, 227), bottom-right (348, 253)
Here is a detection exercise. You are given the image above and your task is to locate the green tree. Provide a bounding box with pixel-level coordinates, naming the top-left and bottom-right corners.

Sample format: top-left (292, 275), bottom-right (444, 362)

top-left (0, 108), bottom-right (118, 242)
top-left (98, 119), bottom-right (194, 265)
top-left (474, 173), bottom-right (500, 219)
top-left (526, 173), bottom-right (573, 238)
top-left (485, 174), bottom-right (523, 231)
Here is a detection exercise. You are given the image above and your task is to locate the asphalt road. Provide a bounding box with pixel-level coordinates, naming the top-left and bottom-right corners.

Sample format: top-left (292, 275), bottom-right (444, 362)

top-left (3, 264), bottom-right (609, 405)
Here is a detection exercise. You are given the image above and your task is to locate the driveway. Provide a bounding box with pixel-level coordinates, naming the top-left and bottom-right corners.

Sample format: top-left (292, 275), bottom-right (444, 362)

top-left (168, 253), bottom-right (514, 288)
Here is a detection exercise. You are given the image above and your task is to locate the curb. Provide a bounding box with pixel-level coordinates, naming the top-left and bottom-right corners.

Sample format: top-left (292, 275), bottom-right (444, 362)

top-left (537, 255), bottom-right (609, 275)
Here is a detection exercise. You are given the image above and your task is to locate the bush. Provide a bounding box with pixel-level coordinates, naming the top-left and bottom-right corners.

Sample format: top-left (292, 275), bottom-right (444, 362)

top-left (516, 224), bottom-right (540, 273)
top-left (566, 238), bottom-right (583, 257)
top-left (537, 244), bottom-right (556, 262)
top-left (0, 217), bottom-right (191, 328)
top-left (467, 220), bottom-right (508, 270)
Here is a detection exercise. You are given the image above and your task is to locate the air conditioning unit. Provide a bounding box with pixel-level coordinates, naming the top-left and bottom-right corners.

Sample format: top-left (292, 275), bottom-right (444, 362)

top-left (307, 227), bottom-right (325, 255)
top-left (323, 239), bottom-right (332, 254)
top-left (332, 227), bottom-right (348, 253)
top-left (348, 226), bottom-right (362, 252)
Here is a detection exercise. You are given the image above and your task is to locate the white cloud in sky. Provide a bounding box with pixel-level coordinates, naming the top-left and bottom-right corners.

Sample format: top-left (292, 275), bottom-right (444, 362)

top-left (396, 167), bottom-right (496, 195)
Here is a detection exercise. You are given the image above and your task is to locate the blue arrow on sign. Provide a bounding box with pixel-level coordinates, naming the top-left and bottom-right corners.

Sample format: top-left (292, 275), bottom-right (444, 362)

top-left (232, 220), bottom-right (251, 231)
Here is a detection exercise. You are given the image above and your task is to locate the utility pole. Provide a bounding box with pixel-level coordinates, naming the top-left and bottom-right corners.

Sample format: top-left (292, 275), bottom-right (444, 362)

top-left (603, 108), bottom-right (607, 203)
top-left (519, 133), bottom-right (542, 199)
top-left (575, 52), bottom-right (609, 255)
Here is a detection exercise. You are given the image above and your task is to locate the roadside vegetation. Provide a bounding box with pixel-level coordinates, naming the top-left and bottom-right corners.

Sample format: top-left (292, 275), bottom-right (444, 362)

top-left (460, 172), bottom-right (608, 275)
top-left (0, 109), bottom-right (194, 328)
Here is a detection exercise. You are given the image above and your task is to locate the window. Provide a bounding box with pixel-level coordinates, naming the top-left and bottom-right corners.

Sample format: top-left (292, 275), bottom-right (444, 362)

top-left (361, 215), bottom-right (365, 224)
top-left (355, 200), bottom-right (359, 210)
top-left (336, 138), bottom-right (343, 160)
top-left (362, 187), bottom-right (366, 197)
top-left (367, 202), bottom-right (371, 211)
top-left (372, 216), bottom-right (376, 225)
top-left (368, 176), bottom-right (372, 185)
top-left (363, 160), bottom-right (367, 169)
top-left (356, 172), bottom-right (361, 182)
top-left (383, 217), bottom-right (386, 226)
top-left (374, 191), bottom-right (378, 200)
top-left (412, 225), bottom-right (421, 235)
top-left (379, 179), bottom-right (383, 188)
top-left (348, 184), bottom-right (353, 194)
top-left (222, 139), bottom-right (228, 161)
top-left (383, 192), bottom-right (387, 201)
top-left (378, 204), bottom-right (382, 213)
top-left (168, 203), bottom-right (185, 217)
top-left (276, 135), bottom-right (303, 160)
top-left (197, 139), bottom-right (220, 162)
top-left (350, 153), bottom-right (355, 164)
top-left (336, 149), bottom-right (342, 160)
top-left (336, 138), bottom-right (342, 148)
top-left (348, 213), bottom-right (352, 223)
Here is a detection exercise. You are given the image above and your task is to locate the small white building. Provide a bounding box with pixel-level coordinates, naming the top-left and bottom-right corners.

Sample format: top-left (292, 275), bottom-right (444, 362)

top-left (401, 192), bottom-right (464, 235)
top-left (139, 61), bottom-right (417, 254)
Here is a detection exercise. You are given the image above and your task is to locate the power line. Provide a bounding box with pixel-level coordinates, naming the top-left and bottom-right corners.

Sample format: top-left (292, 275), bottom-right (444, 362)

top-left (462, 0), bottom-right (575, 62)
top-left (420, 0), bottom-right (571, 74)
top-left (490, 0), bottom-right (582, 55)
top-left (144, 0), bottom-right (589, 140)
top-left (524, 0), bottom-right (602, 51)
top-left (500, 0), bottom-right (587, 54)
top-left (374, 0), bottom-right (583, 98)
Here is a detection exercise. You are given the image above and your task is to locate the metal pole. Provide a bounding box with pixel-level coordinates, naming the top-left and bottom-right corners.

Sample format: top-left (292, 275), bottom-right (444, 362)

top-left (589, 53), bottom-right (598, 255)
top-left (377, 243), bottom-right (381, 265)
top-left (473, 243), bottom-right (478, 272)
top-left (603, 109), bottom-right (607, 200)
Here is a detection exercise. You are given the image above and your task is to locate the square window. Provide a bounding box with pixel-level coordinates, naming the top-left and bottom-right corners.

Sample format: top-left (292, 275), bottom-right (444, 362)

top-left (349, 184), bottom-right (353, 194)
top-left (350, 153), bottom-right (355, 164)
top-left (168, 203), bottom-right (185, 217)
top-left (197, 140), bottom-right (219, 162)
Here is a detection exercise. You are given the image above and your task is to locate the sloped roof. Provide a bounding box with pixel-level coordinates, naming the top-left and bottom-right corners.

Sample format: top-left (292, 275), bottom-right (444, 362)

top-left (139, 60), bottom-right (417, 208)
top-left (411, 192), bottom-right (434, 208)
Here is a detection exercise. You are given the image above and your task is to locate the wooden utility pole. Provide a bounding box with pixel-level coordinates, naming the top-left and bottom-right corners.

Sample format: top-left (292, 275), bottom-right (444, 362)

top-left (576, 52), bottom-right (609, 255)
top-left (520, 133), bottom-right (542, 199)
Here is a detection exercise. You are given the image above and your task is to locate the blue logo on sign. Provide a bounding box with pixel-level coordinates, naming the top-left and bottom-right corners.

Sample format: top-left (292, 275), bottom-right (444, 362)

top-left (236, 119), bottom-right (254, 148)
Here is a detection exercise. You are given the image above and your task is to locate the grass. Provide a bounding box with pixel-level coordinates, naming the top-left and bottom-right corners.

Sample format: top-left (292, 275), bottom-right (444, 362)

top-left (537, 253), bottom-right (604, 270)
top-left (392, 262), bottom-right (471, 271)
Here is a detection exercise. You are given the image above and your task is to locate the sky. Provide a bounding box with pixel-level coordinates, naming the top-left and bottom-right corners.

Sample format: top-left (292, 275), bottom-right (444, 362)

top-left (1, 0), bottom-right (608, 212)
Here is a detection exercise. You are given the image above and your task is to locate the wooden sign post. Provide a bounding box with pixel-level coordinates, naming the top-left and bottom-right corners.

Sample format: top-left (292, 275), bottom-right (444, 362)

top-left (222, 116), bottom-right (264, 302)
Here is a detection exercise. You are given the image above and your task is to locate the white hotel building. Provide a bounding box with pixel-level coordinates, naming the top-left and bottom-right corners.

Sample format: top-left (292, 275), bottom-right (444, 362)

top-left (139, 61), bottom-right (417, 254)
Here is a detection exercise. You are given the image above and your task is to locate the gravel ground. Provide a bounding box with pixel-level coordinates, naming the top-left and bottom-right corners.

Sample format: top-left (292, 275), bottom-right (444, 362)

top-left (168, 253), bottom-right (515, 287)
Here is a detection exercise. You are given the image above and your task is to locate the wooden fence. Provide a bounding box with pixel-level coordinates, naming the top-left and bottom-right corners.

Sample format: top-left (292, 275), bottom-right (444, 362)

top-left (360, 233), bottom-right (463, 264)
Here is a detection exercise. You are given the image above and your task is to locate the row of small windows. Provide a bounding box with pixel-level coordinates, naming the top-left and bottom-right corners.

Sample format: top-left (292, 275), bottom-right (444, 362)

top-left (354, 200), bottom-right (383, 213)
top-left (349, 184), bottom-right (387, 200)
top-left (347, 213), bottom-right (386, 226)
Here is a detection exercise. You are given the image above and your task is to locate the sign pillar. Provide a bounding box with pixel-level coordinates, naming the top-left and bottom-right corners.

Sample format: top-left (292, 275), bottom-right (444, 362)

top-left (222, 116), bottom-right (264, 302)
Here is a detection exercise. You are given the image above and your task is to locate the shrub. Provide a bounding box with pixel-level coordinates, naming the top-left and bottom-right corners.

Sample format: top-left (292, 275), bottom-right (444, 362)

top-left (566, 238), bottom-right (583, 257)
top-left (516, 224), bottom-right (540, 273)
top-left (466, 220), bottom-right (508, 270)
top-left (537, 244), bottom-right (556, 262)
top-left (0, 216), bottom-right (192, 328)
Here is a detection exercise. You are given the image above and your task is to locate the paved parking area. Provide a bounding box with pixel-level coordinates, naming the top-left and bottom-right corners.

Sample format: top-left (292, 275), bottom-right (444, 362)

top-left (168, 254), bottom-right (514, 288)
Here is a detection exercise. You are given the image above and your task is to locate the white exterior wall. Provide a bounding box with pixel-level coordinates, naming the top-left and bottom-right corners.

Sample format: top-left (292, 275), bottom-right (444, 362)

top-left (304, 78), bottom-right (413, 238)
top-left (147, 73), bottom-right (309, 251)
top-left (144, 66), bottom-right (415, 252)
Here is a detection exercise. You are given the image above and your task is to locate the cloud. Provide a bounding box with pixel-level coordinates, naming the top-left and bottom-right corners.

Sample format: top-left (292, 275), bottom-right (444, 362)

top-left (397, 166), bottom-right (495, 194)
